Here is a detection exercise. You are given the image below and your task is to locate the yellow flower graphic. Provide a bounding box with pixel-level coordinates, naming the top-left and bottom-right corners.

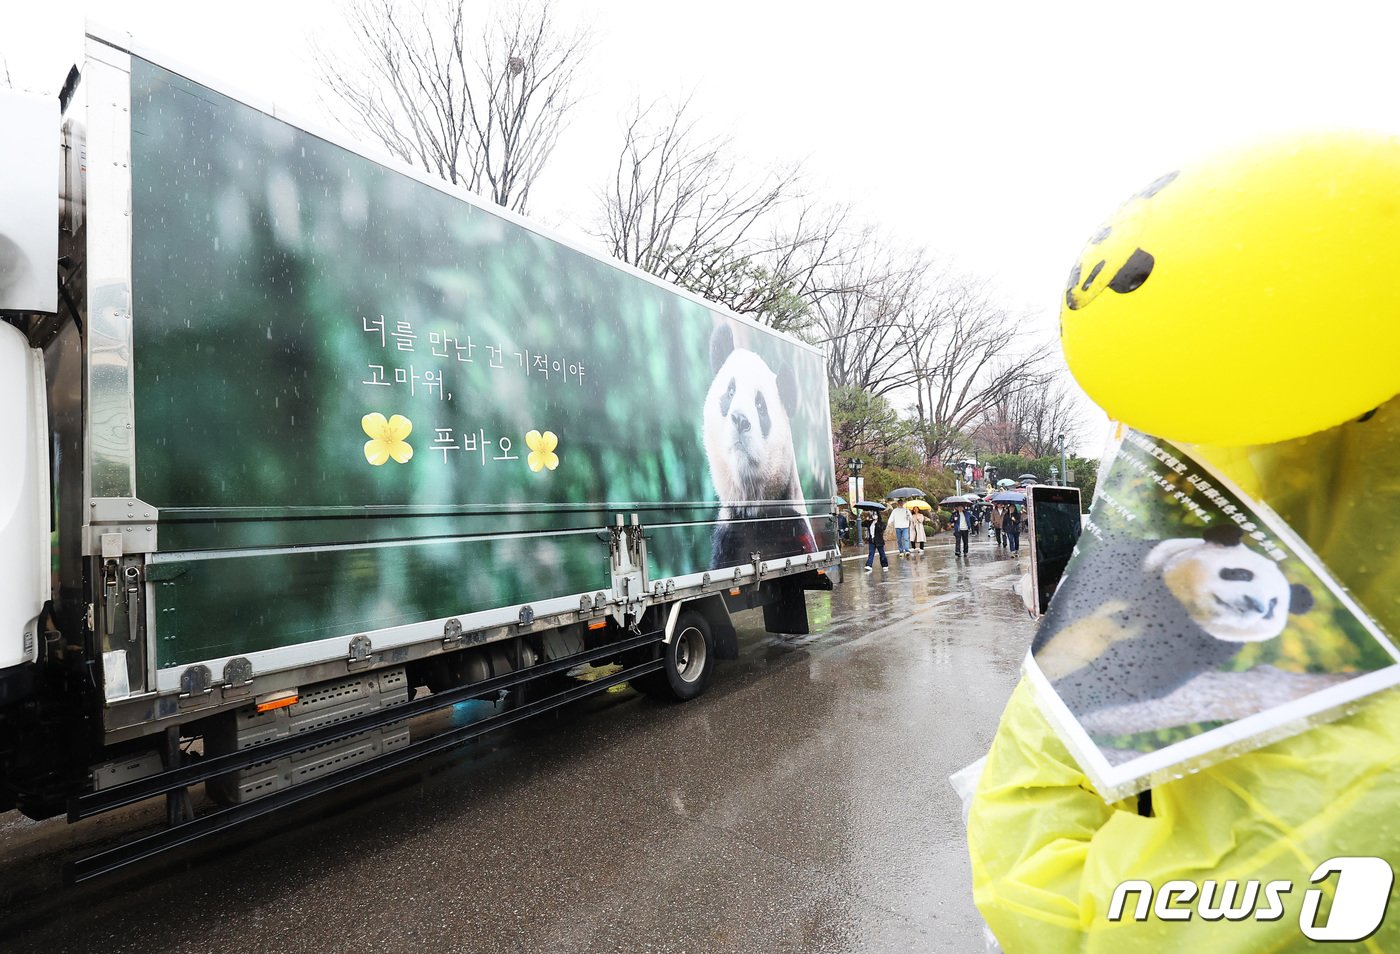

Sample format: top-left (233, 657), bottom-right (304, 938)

top-left (525, 429), bottom-right (559, 472)
top-left (362, 412), bottom-right (414, 465)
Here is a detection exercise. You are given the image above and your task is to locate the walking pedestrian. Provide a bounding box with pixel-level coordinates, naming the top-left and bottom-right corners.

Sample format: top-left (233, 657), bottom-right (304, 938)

top-left (992, 504), bottom-right (1005, 548)
top-left (837, 509), bottom-right (850, 546)
top-left (951, 502), bottom-right (972, 557)
top-left (910, 507), bottom-right (927, 555)
top-left (863, 510), bottom-right (889, 571)
top-left (1004, 504), bottom-right (1021, 554)
top-left (889, 501), bottom-right (911, 556)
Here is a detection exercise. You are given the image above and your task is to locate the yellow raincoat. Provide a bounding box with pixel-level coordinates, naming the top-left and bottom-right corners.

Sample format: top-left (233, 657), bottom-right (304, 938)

top-left (969, 400), bottom-right (1400, 951)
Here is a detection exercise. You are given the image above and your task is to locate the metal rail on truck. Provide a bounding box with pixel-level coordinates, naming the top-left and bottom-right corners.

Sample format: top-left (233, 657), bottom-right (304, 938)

top-left (65, 631), bottom-right (665, 883)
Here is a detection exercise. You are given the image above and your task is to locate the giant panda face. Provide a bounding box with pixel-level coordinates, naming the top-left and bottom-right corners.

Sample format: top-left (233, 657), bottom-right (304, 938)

top-left (1144, 537), bottom-right (1311, 643)
top-left (703, 346), bottom-right (796, 503)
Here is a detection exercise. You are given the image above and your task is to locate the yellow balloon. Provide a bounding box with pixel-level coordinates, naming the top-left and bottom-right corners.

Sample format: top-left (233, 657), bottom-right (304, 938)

top-left (1061, 131), bottom-right (1400, 445)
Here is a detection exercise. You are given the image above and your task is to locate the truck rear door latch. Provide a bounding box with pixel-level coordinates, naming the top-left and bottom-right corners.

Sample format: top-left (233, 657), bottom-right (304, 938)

top-left (124, 563), bottom-right (146, 644)
top-left (123, 565), bottom-right (144, 644)
top-left (102, 560), bottom-right (120, 637)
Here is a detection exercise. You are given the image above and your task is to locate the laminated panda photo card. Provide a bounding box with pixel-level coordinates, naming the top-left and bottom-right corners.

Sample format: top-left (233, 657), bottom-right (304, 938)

top-left (1025, 429), bottom-right (1400, 802)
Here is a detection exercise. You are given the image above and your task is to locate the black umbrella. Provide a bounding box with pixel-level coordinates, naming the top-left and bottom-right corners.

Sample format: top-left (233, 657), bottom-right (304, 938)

top-left (888, 487), bottom-right (926, 499)
top-left (852, 500), bottom-right (888, 511)
top-left (991, 491), bottom-right (1026, 503)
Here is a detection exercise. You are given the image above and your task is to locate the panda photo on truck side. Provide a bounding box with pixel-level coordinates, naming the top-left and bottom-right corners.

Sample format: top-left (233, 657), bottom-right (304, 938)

top-left (703, 322), bottom-right (817, 569)
top-left (1032, 524), bottom-right (1316, 718)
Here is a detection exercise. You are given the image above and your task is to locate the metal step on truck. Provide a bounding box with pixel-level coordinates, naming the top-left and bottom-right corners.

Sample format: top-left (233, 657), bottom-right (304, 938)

top-left (0, 24), bottom-right (841, 881)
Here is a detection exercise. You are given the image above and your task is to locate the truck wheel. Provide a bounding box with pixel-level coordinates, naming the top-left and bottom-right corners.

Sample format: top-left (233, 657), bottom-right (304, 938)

top-left (640, 611), bottom-right (714, 701)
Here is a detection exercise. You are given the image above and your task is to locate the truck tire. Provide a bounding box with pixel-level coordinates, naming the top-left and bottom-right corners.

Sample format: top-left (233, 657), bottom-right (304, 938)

top-left (638, 611), bottom-right (715, 702)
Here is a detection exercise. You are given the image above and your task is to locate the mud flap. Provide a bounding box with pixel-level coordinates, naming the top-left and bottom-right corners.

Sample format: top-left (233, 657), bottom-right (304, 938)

top-left (761, 580), bottom-right (810, 635)
top-left (710, 617), bottom-right (738, 660)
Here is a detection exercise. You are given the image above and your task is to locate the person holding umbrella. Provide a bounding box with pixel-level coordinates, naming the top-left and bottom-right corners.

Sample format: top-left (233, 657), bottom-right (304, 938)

top-left (888, 499), bottom-right (912, 556)
top-left (1003, 503), bottom-right (1022, 554)
top-left (909, 502), bottom-right (928, 555)
top-left (950, 500), bottom-right (974, 557)
top-left (859, 503), bottom-right (889, 571)
top-left (989, 491), bottom-right (1026, 551)
top-left (886, 487), bottom-right (924, 557)
top-left (988, 492), bottom-right (1026, 554)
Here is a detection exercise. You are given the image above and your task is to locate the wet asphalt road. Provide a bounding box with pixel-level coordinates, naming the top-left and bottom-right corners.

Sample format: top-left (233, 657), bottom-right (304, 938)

top-left (0, 533), bottom-right (1034, 954)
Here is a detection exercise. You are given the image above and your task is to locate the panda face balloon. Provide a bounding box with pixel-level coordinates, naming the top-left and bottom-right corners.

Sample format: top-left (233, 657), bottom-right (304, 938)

top-left (1062, 172), bottom-right (1175, 313)
top-left (1060, 132), bottom-right (1400, 446)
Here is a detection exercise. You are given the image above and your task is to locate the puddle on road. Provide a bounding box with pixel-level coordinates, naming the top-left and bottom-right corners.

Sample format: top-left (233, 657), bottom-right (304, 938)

top-left (800, 549), bottom-right (1037, 666)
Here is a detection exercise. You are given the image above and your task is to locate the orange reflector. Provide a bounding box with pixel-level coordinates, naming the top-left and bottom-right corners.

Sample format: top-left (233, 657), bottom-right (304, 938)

top-left (729, 587), bottom-right (741, 596)
top-left (587, 620), bottom-right (607, 631)
top-left (255, 692), bottom-right (299, 713)
top-left (817, 569), bottom-right (826, 575)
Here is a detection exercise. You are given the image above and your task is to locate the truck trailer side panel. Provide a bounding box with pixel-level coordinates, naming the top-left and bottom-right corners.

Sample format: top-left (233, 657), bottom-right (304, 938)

top-left (81, 48), bottom-right (836, 704)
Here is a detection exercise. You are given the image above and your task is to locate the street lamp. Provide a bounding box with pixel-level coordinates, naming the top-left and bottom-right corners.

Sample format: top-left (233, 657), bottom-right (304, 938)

top-left (847, 458), bottom-right (864, 544)
top-left (1058, 433), bottom-right (1068, 487)
top-left (943, 457), bottom-right (963, 496)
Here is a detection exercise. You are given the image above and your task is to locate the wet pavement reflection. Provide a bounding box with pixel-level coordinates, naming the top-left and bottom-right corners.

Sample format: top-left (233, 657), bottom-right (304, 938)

top-left (0, 534), bottom-right (1034, 953)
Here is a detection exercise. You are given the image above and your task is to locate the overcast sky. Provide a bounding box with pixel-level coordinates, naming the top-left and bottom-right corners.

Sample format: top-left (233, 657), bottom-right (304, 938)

top-left (9, 1), bottom-right (1400, 456)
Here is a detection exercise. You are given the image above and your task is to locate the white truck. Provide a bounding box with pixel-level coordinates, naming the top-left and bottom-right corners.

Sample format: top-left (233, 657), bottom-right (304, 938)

top-left (0, 26), bottom-right (840, 880)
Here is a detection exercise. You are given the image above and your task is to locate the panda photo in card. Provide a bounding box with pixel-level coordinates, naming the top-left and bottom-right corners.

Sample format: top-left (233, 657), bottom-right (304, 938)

top-left (1032, 525), bottom-right (1335, 742)
top-left (1026, 431), bottom-right (1400, 773)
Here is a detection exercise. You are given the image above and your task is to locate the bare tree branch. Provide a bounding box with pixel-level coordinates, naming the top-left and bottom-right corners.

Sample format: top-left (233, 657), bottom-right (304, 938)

top-left (972, 369), bottom-right (1086, 457)
top-left (807, 240), bottom-right (928, 394)
top-left (315, 0), bottom-right (591, 214)
top-left (870, 276), bottom-right (1054, 464)
top-left (594, 96), bottom-right (855, 331)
